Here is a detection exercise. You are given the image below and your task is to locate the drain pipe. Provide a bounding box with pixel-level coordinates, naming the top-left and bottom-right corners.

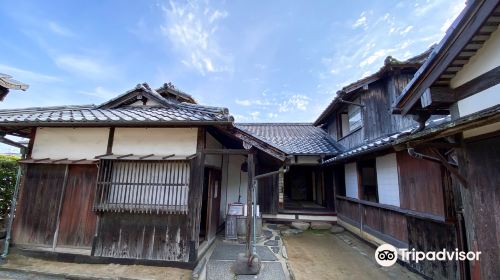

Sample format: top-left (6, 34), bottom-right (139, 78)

top-left (1, 165), bottom-right (22, 260)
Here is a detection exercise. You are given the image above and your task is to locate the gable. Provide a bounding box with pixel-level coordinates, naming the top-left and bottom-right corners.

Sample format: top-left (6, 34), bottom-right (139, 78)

top-left (98, 83), bottom-right (172, 109)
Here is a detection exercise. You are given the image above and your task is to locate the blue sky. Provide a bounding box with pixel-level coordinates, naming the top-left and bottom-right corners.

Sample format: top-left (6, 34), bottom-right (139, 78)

top-left (1, 0), bottom-right (465, 126)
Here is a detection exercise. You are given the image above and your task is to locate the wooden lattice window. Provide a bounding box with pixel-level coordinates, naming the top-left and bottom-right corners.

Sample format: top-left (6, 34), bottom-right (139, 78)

top-left (93, 160), bottom-right (190, 214)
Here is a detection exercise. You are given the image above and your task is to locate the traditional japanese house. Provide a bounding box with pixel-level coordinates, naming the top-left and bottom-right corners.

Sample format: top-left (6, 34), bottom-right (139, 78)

top-left (234, 123), bottom-right (340, 221)
top-left (393, 0), bottom-right (500, 278)
top-left (0, 83), bottom-right (264, 266)
top-left (315, 51), bottom-right (464, 279)
top-left (0, 81), bottom-right (342, 266)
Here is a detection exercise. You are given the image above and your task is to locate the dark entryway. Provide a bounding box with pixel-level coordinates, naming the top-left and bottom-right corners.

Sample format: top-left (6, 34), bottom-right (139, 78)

top-left (199, 167), bottom-right (222, 243)
top-left (283, 165), bottom-right (327, 211)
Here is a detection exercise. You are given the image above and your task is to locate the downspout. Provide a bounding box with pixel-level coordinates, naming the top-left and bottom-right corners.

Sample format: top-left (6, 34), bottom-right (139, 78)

top-left (1, 165), bottom-right (23, 259)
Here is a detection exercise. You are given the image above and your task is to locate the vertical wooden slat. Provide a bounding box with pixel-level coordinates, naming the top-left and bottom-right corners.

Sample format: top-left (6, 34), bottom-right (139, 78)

top-left (52, 164), bottom-right (69, 250)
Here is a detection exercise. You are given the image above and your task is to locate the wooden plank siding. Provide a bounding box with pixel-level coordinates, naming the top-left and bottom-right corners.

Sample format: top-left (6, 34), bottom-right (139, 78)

top-left (93, 213), bottom-right (189, 261)
top-left (326, 73), bottom-right (417, 149)
top-left (12, 164), bottom-right (66, 246)
top-left (57, 165), bottom-right (98, 248)
top-left (396, 149), bottom-right (446, 217)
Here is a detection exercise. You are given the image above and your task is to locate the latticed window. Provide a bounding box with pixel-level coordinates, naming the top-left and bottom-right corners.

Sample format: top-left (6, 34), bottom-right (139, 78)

top-left (93, 160), bottom-right (190, 214)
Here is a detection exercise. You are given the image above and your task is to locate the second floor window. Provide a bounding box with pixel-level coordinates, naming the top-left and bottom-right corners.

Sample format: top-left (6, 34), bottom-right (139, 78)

top-left (337, 98), bottom-right (363, 138)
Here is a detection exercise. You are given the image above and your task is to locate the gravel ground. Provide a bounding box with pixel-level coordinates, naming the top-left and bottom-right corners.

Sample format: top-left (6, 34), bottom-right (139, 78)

top-left (283, 230), bottom-right (423, 280)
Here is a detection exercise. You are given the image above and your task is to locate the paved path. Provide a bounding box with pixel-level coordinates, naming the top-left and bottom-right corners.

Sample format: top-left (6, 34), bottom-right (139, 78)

top-left (206, 223), bottom-right (288, 280)
top-left (284, 230), bottom-right (423, 280)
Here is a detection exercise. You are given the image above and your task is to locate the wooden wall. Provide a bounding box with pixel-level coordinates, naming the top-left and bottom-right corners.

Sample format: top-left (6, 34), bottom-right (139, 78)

top-left (57, 165), bottom-right (97, 248)
top-left (93, 213), bottom-right (190, 262)
top-left (12, 164), bottom-right (97, 249)
top-left (407, 217), bottom-right (459, 280)
top-left (13, 164), bottom-right (66, 246)
top-left (326, 71), bottom-right (418, 148)
top-left (459, 135), bottom-right (500, 279)
top-left (396, 150), bottom-right (445, 217)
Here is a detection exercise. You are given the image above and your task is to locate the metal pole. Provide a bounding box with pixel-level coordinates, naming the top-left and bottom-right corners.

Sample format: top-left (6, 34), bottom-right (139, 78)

top-left (1, 165), bottom-right (22, 259)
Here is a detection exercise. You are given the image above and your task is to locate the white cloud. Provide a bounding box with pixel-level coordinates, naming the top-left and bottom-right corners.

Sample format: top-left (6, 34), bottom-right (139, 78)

top-left (268, 112), bottom-right (278, 119)
top-left (352, 11), bottom-right (369, 29)
top-left (78, 86), bottom-right (117, 99)
top-left (249, 111), bottom-right (260, 120)
top-left (235, 98), bottom-right (272, 106)
top-left (54, 54), bottom-right (116, 79)
top-left (161, 0), bottom-right (231, 75)
top-left (278, 95), bottom-right (310, 112)
top-left (0, 64), bottom-right (60, 83)
top-left (48, 21), bottom-right (75, 37)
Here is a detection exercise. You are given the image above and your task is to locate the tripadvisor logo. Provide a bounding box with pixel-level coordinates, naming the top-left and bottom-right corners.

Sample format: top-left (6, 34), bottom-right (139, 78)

top-left (375, 244), bottom-right (398, 267)
top-left (375, 243), bottom-right (482, 267)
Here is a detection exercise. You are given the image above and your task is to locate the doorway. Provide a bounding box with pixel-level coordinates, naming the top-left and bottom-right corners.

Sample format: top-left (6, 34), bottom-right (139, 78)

top-left (199, 167), bottom-right (222, 243)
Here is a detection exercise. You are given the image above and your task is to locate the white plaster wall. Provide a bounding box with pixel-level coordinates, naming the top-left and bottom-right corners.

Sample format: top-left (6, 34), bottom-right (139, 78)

top-left (457, 83), bottom-right (500, 117)
top-left (32, 127), bottom-right (109, 160)
top-left (345, 162), bottom-right (359, 199)
top-left (112, 128), bottom-right (197, 156)
top-left (205, 133), bottom-right (223, 168)
top-left (376, 153), bottom-right (400, 207)
top-left (129, 99), bottom-right (162, 107)
top-left (219, 155), bottom-right (248, 223)
top-left (451, 27), bottom-right (500, 88)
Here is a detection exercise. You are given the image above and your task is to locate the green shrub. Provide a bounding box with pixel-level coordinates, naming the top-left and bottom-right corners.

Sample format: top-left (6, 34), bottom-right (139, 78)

top-left (0, 155), bottom-right (20, 220)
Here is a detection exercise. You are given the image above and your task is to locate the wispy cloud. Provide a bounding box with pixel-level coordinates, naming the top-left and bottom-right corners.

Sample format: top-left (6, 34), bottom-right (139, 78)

top-left (78, 86), bottom-right (117, 99)
top-left (54, 54), bottom-right (117, 79)
top-left (352, 11), bottom-right (369, 29)
top-left (160, 0), bottom-right (231, 75)
top-left (278, 95), bottom-right (310, 112)
top-left (48, 21), bottom-right (75, 37)
top-left (0, 64), bottom-right (61, 83)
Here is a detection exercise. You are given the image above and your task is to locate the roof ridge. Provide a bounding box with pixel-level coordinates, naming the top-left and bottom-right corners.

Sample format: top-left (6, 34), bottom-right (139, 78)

top-left (236, 122), bottom-right (314, 126)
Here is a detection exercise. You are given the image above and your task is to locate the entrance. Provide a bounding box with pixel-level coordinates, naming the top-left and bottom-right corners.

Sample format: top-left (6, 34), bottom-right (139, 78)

top-left (199, 167), bottom-right (222, 242)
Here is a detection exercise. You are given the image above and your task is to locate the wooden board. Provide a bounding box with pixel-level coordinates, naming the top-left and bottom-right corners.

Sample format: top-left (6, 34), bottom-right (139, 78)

top-left (12, 164), bottom-right (66, 246)
top-left (57, 165), bottom-right (98, 248)
top-left (396, 149), bottom-right (445, 217)
top-left (93, 213), bottom-right (190, 262)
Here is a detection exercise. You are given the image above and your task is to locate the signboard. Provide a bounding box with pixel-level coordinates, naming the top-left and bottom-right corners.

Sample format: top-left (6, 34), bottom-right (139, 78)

top-left (228, 203), bottom-right (244, 216)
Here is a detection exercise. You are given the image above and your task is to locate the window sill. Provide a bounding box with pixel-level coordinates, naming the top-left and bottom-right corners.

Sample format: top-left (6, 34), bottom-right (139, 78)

top-left (337, 126), bottom-right (362, 141)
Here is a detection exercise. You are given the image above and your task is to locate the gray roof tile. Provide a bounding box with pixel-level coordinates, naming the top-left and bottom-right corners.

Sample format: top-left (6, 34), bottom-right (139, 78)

top-left (236, 123), bottom-right (340, 155)
top-left (0, 105), bottom-right (233, 125)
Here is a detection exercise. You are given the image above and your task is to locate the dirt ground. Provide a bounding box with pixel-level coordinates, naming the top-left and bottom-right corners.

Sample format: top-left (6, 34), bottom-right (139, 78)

top-left (0, 253), bottom-right (191, 280)
top-left (283, 230), bottom-right (423, 280)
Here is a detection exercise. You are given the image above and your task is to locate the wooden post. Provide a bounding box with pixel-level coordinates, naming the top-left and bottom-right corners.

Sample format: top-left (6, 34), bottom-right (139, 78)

top-left (246, 152), bottom-right (254, 257)
top-left (52, 164), bottom-right (69, 251)
top-left (188, 127), bottom-right (205, 262)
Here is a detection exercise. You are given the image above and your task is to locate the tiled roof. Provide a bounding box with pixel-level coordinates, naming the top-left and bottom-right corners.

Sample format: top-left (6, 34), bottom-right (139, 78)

top-left (0, 103), bottom-right (233, 125)
top-left (235, 123), bottom-right (340, 155)
top-left (0, 83), bottom-right (233, 126)
top-left (314, 49), bottom-right (432, 126)
top-left (323, 116), bottom-right (450, 164)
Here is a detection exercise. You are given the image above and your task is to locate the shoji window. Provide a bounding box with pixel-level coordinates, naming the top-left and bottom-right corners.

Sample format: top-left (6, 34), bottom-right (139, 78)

top-left (344, 163), bottom-right (359, 199)
top-left (375, 153), bottom-right (400, 207)
top-left (93, 160), bottom-right (190, 214)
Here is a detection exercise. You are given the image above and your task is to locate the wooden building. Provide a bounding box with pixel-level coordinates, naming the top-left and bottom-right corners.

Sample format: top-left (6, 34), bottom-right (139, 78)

top-left (0, 83), bottom-right (245, 265)
top-left (393, 1), bottom-right (500, 278)
top-left (315, 51), bottom-right (463, 279)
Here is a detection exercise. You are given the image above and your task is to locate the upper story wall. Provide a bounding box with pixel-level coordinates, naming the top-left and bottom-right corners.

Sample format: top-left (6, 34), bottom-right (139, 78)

top-left (451, 26), bottom-right (500, 119)
top-left (325, 72), bottom-right (417, 149)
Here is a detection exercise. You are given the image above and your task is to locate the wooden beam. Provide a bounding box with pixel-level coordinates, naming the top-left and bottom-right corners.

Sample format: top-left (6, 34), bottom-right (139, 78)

top-left (420, 87), bottom-right (456, 108)
top-left (203, 148), bottom-right (253, 155)
top-left (454, 65), bottom-right (500, 100)
top-left (106, 127), bottom-right (115, 154)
